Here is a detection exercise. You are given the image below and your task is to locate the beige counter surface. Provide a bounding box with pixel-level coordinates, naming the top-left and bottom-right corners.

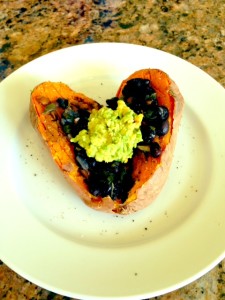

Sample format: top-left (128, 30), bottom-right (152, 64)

top-left (0, 1), bottom-right (225, 299)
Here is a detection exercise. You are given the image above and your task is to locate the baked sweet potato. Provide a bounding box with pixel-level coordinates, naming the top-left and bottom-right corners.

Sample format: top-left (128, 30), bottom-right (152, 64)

top-left (30, 69), bottom-right (184, 214)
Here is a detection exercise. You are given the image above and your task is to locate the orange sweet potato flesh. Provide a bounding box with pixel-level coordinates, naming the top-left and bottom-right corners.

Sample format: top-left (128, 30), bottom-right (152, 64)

top-left (30, 69), bottom-right (184, 215)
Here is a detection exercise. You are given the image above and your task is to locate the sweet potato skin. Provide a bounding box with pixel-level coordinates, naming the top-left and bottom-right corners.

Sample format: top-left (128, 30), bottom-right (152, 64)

top-left (30, 70), bottom-right (184, 215)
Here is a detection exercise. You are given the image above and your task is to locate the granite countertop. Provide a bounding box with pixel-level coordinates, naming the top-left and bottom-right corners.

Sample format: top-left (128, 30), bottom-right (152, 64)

top-left (0, 0), bottom-right (224, 299)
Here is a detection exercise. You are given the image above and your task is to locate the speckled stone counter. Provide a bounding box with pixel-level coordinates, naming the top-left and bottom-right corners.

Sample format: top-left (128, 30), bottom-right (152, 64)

top-left (0, 1), bottom-right (224, 299)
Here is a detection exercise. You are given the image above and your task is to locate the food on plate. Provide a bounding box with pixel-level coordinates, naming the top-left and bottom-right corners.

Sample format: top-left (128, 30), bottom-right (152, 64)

top-left (71, 100), bottom-right (143, 163)
top-left (30, 69), bottom-right (184, 214)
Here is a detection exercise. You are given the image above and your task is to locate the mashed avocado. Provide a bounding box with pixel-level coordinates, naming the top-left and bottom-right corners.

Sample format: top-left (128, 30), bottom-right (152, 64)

top-left (71, 100), bottom-right (143, 163)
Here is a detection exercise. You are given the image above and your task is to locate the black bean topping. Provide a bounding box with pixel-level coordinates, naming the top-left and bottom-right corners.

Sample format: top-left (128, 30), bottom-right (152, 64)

top-left (141, 125), bottom-right (156, 144)
top-left (56, 98), bottom-right (69, 109)
top-left (74, 144), bottom-right (133, 202)
top-left (122, 78), bottom-right (155, 99)
top-left (88, 174), bottom-right (112, 198)
top-left (70, 110), bottom-right (90, 137)
top-left (61, 109), bottom-right (90, 137)
top-left (58, 76), bottom-right (171, 201)
top-left (121, 78), bottom-right (158, 114)
top-left (150, 142), bottom-right (162, 158)
top-left (157, 106), bottom-right (169, 121)
top-left (156, 119), bottom-right (169, 136)
top-left (144, 105), bottom-right (169, 123)
top-left (78, 109), bottom-right (91, 120)
top-left (74, 144), bottom-right (97, 171)
top-left (76, 154), bottom-right (90, 171)
top-left (126, 97), bottom-right (144, 114)
top-left (106, 97), bottom-right (119, 110)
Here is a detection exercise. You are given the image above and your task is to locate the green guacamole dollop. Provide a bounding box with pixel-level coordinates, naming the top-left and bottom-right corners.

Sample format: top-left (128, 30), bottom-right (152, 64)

top-left (70, 100), bottom-right (143, 163)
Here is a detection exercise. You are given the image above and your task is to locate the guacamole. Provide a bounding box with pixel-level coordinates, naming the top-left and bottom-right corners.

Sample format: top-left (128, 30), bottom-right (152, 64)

top-left (71, 100), bottom-right (143, 163)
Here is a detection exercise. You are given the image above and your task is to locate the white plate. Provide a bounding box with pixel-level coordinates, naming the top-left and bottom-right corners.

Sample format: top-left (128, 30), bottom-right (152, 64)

top-left (0, 43), bottom-right (225, 299)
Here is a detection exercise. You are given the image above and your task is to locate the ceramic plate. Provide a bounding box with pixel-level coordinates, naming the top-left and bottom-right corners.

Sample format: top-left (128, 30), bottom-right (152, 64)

top-left (0, 43), bottom-right (225, 299)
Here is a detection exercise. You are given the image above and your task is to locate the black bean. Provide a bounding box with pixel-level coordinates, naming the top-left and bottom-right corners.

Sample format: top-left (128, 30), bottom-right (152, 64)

top-left (150, 142), bottom-right (162, 158)
top-left (158, 106), bottom-right (169, 121)
top-left (78, 109), bottom-right (90, 120)
top-left (56, 98), bottom-right (68, 109)
top-left (76, 154), bottom-right (90, 171)
top-left (106, 97), bottom-right (119, 110)
top-left (74, 144), bottom-right (97, 171)
top-left (88, 172), bottom-right (113, 198)
top-left (88, 180), bottom-right (110, 197)
top-left (71, 118), bottom-right (89, 137)
top-left (156, 119), bottom-right (169, 136)
top-left (128, 97), bottom-right (144, 114)
top-left (111, 180), bottom-right (131, 201)
top-left (141, 125), bottom-right (156, 144)
top-left (144, 105), bottom-right (169, 123)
